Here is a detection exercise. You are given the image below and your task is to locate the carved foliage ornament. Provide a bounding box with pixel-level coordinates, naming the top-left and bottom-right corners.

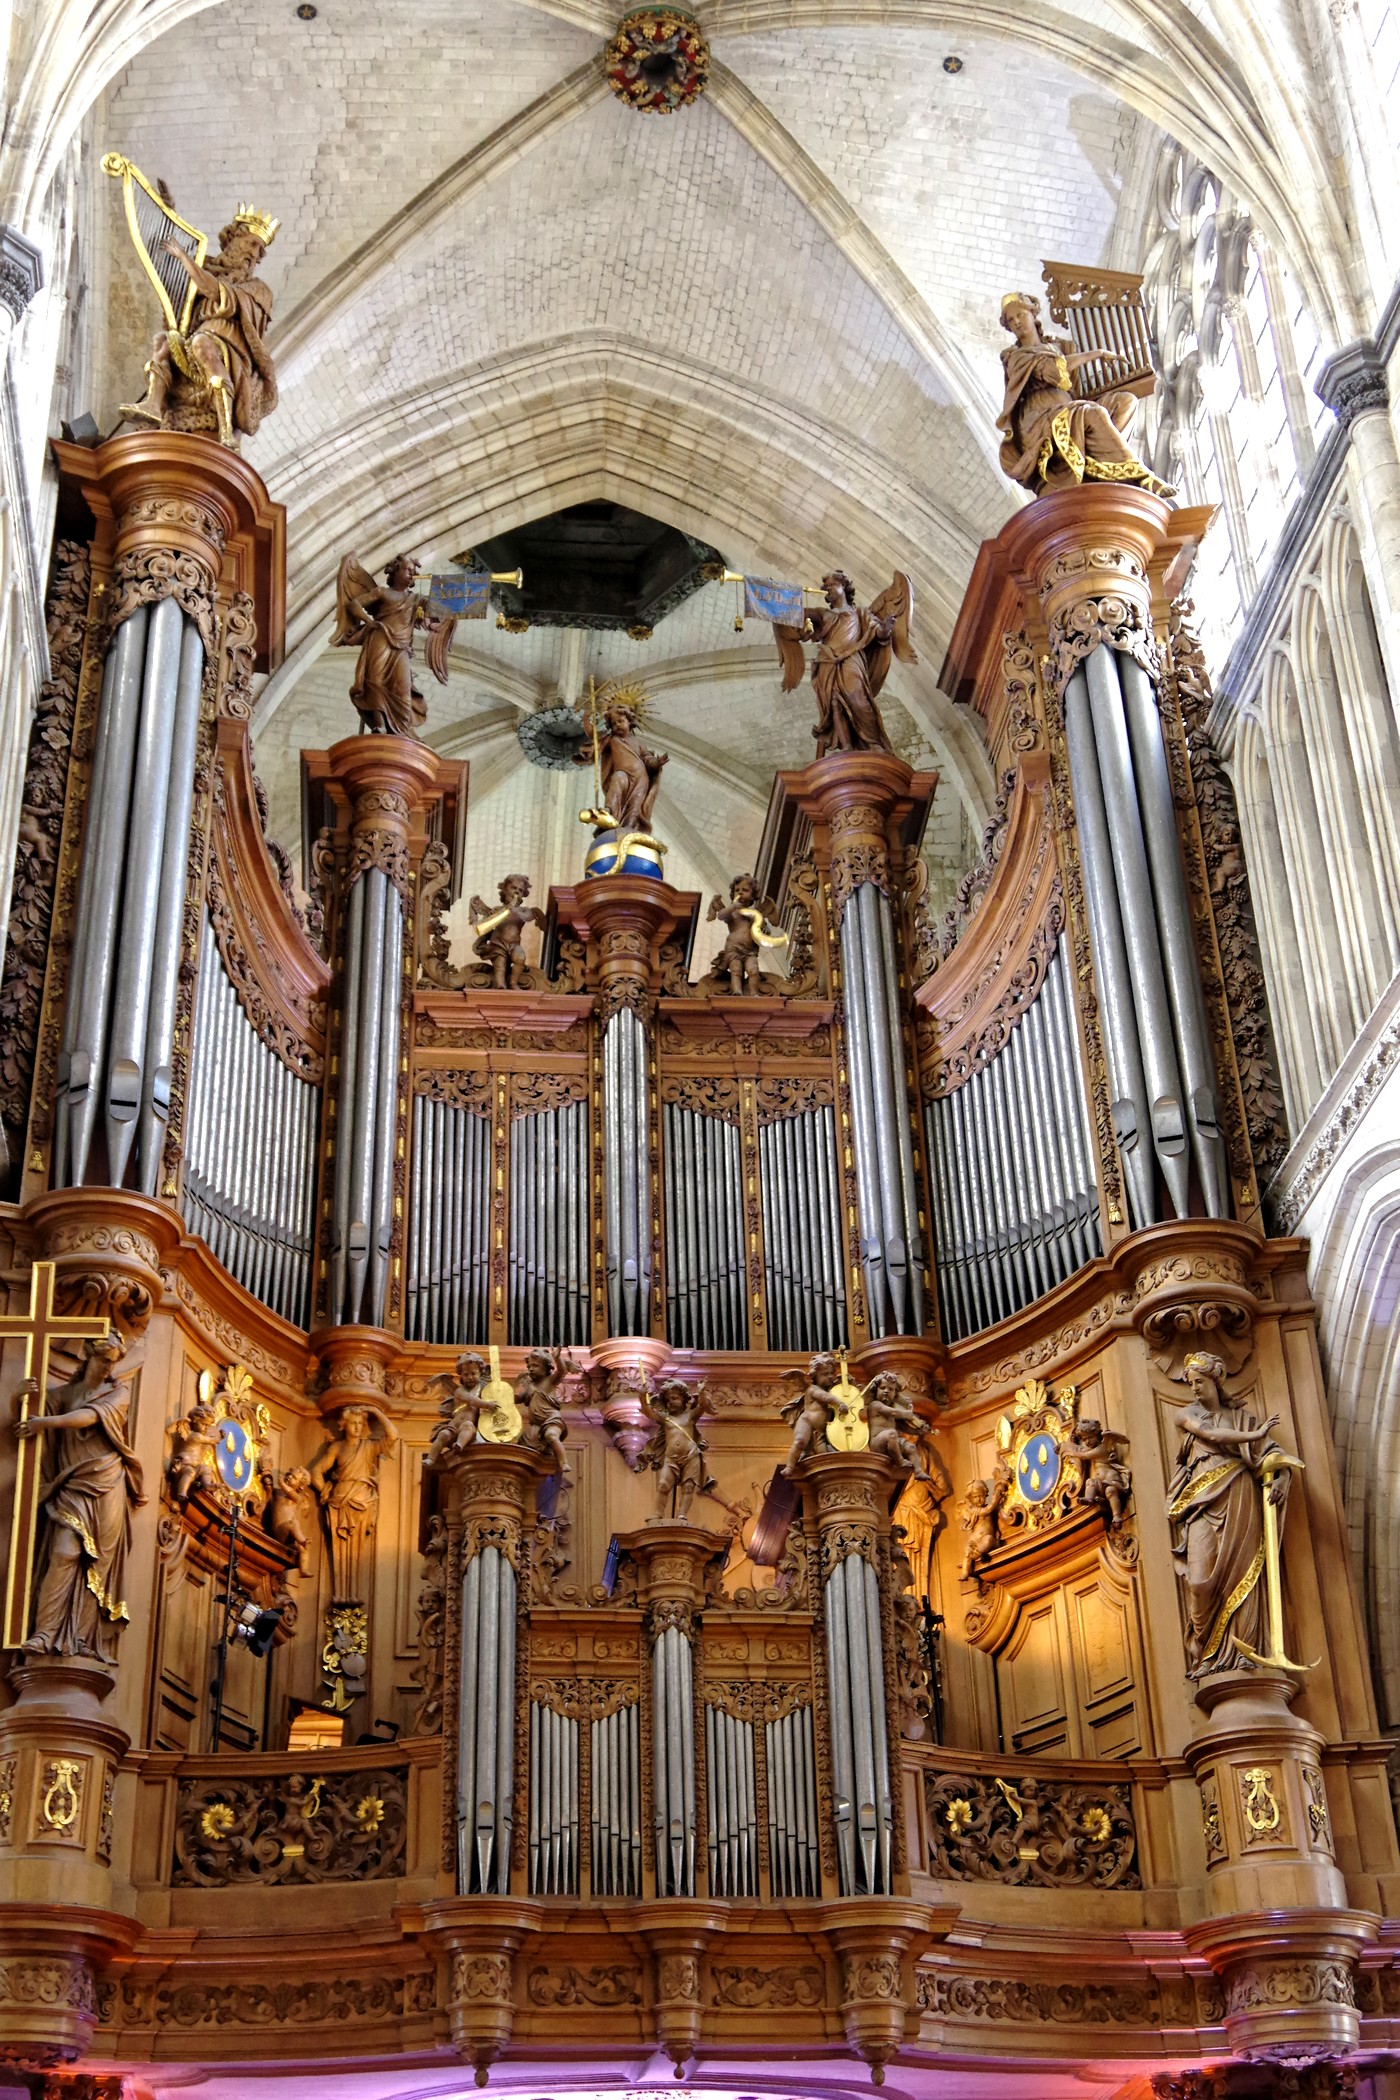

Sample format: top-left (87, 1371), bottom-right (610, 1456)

top-left (106, 544), bottom-right (218, 662)
top-left (924, 1767), bottom-right (1140, 1887)
top-left (828, 803), bottom-right (891, 928)
top-left (1047, 591), bottom-right (1158, 700)
top-left (173, 1767), bottom-right (407, 1885)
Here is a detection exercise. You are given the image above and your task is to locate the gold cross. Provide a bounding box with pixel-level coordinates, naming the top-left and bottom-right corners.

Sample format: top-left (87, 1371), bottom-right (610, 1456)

top-left (1, 1261), bottom-right (111, 1649)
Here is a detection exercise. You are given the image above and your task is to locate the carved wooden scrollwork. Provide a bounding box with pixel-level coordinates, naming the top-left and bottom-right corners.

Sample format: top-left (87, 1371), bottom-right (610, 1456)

top-left (172, 1767), bottom-right (408, 1885)
top-left (923, 1767), bottom-right (1139, 1887)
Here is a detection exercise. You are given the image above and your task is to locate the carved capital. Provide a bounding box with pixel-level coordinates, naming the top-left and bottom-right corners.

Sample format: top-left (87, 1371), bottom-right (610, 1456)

top-left (1186, 1911), bottom-right (1374, 2065)
top-left (1314, 338), bottom-right (1388, 430)
top-left (819, 1900), bottom-right (942, 2083)
top-left (551, 876), bottom-right (698, 1021)
top-left (0, 225), bottom-right (43, 324)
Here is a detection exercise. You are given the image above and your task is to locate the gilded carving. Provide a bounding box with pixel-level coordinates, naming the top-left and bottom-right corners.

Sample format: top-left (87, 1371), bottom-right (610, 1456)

top-left (172, 1769), bottom-right (407, 1885)
top-left (924, 1769), bottom-right (1139, 1887)
top-left (39, 1758), bottom-right (85, 1834)
top-left (1302, 1766), bottom-right (1332, 1852)
top-left (1238, 1764), bottom-right (1285, 1843)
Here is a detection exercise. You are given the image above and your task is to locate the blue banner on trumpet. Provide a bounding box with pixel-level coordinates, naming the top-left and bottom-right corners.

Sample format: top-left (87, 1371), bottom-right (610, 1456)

top-left (427, 569), bottom-right (493, 619)
top-left (742, 575), bottom-right (806, 626)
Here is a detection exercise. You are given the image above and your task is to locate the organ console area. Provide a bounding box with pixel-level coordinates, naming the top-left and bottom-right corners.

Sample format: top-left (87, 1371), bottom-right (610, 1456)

top-left (0, 426), bottom-right (1392, 2099)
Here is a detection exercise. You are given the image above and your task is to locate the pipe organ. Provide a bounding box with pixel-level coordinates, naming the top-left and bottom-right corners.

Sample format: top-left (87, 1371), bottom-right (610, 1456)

top-left (1, 435), bottom-right (1390, 2100)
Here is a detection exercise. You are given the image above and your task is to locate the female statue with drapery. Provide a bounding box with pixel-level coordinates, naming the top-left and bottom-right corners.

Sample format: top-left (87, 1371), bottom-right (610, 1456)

top-left (996, 292), bottom-right (1171, 499)
top-left (1166, 1350), bottom-right (1290, 1677)
top-left (17, 1334), bottom-right (146, 1664)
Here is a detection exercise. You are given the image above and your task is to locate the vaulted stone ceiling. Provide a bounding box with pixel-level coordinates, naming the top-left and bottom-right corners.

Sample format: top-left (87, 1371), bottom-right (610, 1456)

top-left (90, 0), bottom-right (1161, 928)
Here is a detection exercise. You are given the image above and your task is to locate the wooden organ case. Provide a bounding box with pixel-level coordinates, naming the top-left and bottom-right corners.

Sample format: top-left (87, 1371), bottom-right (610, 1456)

top-left (0, 433), bottom-right (1393, 2099)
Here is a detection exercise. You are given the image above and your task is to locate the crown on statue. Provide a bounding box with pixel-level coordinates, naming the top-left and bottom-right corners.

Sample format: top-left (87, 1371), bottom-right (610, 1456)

top-left (233, 203), bottom-right (280, 247)
top-left (1001, 290), bottom-right (1038, 311)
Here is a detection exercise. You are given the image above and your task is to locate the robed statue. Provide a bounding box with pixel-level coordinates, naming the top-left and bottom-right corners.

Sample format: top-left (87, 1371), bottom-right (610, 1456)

top-left (118, 190), bottom-right (280, 448)
top-left (16, 1333), bottom-right (146, 1663)
top-left (774, 571), bottom-right (915, 757)
top-left (1166, 1351), bottom-right (1291, 1677)
top-left (997, 291), bottom-right (1169, 500)
top-left (333, 553), bottom-right (456, 736)
top-left (308, 1402), bottom-right (398, 1601)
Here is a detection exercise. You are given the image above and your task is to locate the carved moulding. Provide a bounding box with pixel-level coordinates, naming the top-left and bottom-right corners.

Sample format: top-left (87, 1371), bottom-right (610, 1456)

top-left (401, 1896), bottom-right (543, 2085)
top-left (0, 1907), bottom-right (138, 2072)
top-left (1185, 1911), bottom-right (1376, 2064)
top-left (0, 541), bottom-right (89, 1182)
top-left (918, 1965), bottom-right (1162, 2028)
top-left (915, 752), bottom-right (1063, 1096)
top-left (817, 1900), bottom-right (947, 2084)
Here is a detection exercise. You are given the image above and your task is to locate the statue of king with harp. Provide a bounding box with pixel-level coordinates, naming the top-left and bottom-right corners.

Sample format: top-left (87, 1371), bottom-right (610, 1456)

top-left (773, 570), bottom-right (916, 758)
top-left (105, 155), bottom-right (280, 449)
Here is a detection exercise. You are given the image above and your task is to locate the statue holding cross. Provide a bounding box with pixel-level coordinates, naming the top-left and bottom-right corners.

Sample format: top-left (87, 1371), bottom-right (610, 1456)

top-left (0, 1261), bottom-right (145, 1662)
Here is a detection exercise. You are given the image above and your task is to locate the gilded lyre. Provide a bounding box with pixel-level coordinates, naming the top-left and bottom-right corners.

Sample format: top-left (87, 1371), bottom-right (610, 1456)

top-left (101, 153), bottom-right (208, 334)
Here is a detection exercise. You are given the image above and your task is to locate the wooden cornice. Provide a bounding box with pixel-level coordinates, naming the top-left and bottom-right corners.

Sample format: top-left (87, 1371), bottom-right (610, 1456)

top-left (914, 751), bottom-right (1059, 1095)
top-left (210, 716), bottom-right (330, 1077)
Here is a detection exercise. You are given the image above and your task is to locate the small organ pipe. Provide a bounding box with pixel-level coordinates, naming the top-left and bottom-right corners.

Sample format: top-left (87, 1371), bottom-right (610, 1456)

top-left (330, 876), bottom-right (366, 1318)
top-left (136, 614), bottom-right (204, 1194)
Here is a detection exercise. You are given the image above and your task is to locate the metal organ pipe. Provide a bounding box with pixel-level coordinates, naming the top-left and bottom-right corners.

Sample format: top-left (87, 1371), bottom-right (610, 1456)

top-left (651, 1620), bottom-right (695, 1898)
top-left (455, 1541), bottom-right (517, 1896)
top-left (181, 916), bottom-right (319, 1326)
top-left (925, 942), bottom-right (1102, 1343)
top-left (136, 616), bottom-right (204, 1194)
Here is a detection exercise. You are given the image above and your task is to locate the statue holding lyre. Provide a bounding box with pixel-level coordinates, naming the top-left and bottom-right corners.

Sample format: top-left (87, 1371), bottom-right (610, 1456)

top-left (106, 155), bottom-right (279, 448)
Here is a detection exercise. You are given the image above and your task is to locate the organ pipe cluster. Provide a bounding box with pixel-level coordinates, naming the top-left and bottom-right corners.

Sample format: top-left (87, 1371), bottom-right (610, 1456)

top-left (456, 1542), bottom-right (517, 1895)
top-left (704, 1702), bottom-right (759, 1898)
top-left (590, 1700), bottom-right (642, 1897)
top-left (329, 863), bottom-right (403, 1326)
top-left (510, 1101), bottom-right (590, 1345)
top-left (406, 1095), bottom-right (492, 1344)
top-left (603, 1008), bottom-right (653, 1334)
top-left (651, 1615), bottom-right (697, 1897)
top-left (663, 1102), bottom-right (747, 1350)
top-left (1062, 644), bottom-right (1228, 1225)
top-left (55, 597), bottom-right (204, 1191)
top-left (528, 1699), bottom-right (579, 1896)
top-left (823, 1551), bottom-right (893, 1895)
top-left (839, 885), bottom-right (925, 1336)
top-left (766, 1703), bottom-right (821, 1897)
top-left (183, 923), bottom-right (319, 1328)
top-left (925, 941), bottom-right (1101, 1341)
top-left (759, 1104), bottom-right (847, 1351)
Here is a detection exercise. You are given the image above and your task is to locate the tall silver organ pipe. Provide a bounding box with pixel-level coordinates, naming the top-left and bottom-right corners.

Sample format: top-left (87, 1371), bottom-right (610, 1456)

top-left (765, 1702), bottom-right (820, 1898)
top-left (590, 1697), bottom-right (641, 1897)
top-left (406, 1092), bottom-right (491, 1345)
top-left (1062, 645), bottom-right (1228, 1223)
top-left (528, 1697), bottom-right (579, 1895)
top-left (329, 864), bottom-right (403, 1326)
top-left (509, 1099), bottom-right (589, 1346)
top-left (838, 885), bottom-right (924, 1337)
top-left (760, 1103), bottom-right (846, 1352)
top-left (664, 1103), bottom-right (746, 1350)
top-left (925, 940), bottom-right (1101, 1341)
top-left (704, 1701), bottom-right (758, 1898)
top-left (55, 596), bottom-right (205, 1191)
top-left (603, 1006), bottom-right (652, 1335)
top-left (457, 1542), bottom-right (517, 1895)
top-left (182, 919), bottom-right (319, 1327)
top-left (823, 1549), bottom-right (892, 1895)
top-left (651, 1617), bottom-right (696, 1897)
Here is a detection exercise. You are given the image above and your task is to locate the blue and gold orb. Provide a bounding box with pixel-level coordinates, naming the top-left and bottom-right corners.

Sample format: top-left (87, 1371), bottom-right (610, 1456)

top-left (1016, 1433), bottom-right (1060, 1503)
top-left (583, 827), bottom-right (666, 880)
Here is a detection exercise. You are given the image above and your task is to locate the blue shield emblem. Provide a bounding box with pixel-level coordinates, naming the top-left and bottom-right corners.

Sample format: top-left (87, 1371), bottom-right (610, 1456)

top-left (214, 1417), bottom-right (256, 1496)
top-left (1016, 1433), bottom-right (1061, 1504)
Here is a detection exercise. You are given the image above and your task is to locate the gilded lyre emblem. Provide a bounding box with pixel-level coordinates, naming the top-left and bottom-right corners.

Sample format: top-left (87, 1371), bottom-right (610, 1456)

top-left (1240, 1765), bottom-right (1282, 1838)
top-left (41, 1757), bottom-right (82, 1833)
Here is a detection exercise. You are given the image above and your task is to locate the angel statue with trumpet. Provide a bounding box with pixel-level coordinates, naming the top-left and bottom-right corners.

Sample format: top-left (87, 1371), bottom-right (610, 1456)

top-left (332, 553), bottom-right (456, 737)
top-left (772, 570), bottom-right (917, 758)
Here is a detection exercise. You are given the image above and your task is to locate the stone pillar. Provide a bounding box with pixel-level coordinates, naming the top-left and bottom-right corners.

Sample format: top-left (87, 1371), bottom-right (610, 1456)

top-left (785, 753), bottom-right (936, 1344)
top-left (312, 733), bottom-right (451, 1330)
top-left (551, 875), bottom-right (698, 1341)
top-left (1315, 340), bottom-right (1400, 714)
top-left (799, 1449), bottom-right (901, 1897)
top-left (0, 227), bottom-right (46, 980)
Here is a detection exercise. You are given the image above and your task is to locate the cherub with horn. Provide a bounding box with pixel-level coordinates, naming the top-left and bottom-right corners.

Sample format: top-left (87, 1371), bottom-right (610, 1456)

top-left (772, 570), bottom-right (916, 758)
top-left (332, 553), bottom-right (456, 736)
top-left (706, 874), bottom-right (788, 995)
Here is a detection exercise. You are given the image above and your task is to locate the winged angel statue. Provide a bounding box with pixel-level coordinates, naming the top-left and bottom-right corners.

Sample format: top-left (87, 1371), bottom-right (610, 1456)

top-left (332, 554), bottom-right (455, 736)
top-left (773, 570), bottom-right (917, 757)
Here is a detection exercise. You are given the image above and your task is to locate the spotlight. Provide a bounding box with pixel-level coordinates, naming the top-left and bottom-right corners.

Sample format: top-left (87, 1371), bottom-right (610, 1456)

top-left (228, 1600), bottom-right (281, 1658)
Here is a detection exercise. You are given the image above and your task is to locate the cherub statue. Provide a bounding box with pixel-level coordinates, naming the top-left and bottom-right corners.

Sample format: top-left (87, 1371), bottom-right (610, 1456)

top-left (773, 571), bottom-right (915, 757)
top-left (264, 1467), bottom-right (316, 1576)
top-left (308, 1403), bottom-right (398, 1601)
top-left (575, 697), bottom-right (667, 832)
top-left (166, 1390), bottom-right (221, 1505)
top-left (641, 1379), bottom-right (713, 1523)
top-left (996, 291), bottom-right (1171, 499)
top-left (706, 874), bottom-right (788, 994)
top-left (957, 1474), bottom-right (1005, 1583)
top-left (469, 874), bottom-right (547, 990)
top-left (862, 1371), bottom-right (931, 1476)
top-left (121, 203), bottom-right (279, 447)
top-left (1063, 1416), bottom-right (1132, 1527)
top-left (16, 1333), bottom-right (145, 1662)
top-left (332, 553), bottom-right (456, 737)
top-left (779, 1351), bottom-right (841, 1476)
top-left (428, 1351), bottom-right (489, 1462)
top-left (516, 1347), bottom-right (574, 1477)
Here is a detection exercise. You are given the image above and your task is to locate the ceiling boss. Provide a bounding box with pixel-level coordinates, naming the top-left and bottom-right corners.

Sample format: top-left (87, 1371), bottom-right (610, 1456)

top-left (605, 9), bottom-right (711, 112)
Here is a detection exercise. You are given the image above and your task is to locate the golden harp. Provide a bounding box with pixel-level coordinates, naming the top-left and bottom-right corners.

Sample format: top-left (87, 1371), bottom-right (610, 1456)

top-left (101, 153), bottom-right (208, 334)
